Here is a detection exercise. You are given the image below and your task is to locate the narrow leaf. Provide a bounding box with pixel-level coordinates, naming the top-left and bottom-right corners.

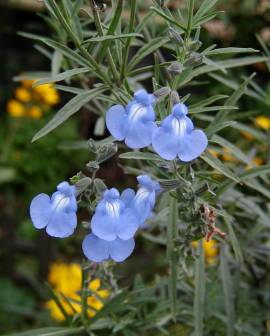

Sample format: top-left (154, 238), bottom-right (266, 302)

top-left (33, 67), bottom-right (90, 87)
top-left (201, 152), bottom-right (240, 183)
top-left (206, 47), bottom-right (258, 56)
top-left (194, 240), bottom-right (205, 336)
top-left (128, 37), bottom-right (169, 71)
top-left (32, 86), bottom-right (105, 142)
top-left (83, 33), bottom-right (143, 43)
top-left (220, 246), bottom-right (235, 336)
top-left (119, 152), bottom-right (164, 162)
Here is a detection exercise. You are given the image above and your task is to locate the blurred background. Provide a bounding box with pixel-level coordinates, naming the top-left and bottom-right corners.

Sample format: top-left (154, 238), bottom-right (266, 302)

top-left (0, 0), bottom-right (270, 334)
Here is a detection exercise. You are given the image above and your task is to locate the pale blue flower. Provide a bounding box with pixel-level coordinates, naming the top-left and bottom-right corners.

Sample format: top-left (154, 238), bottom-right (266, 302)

top-left (91, 188), bottom-right (139, 241)
top-left (152, 103), bottom-right (208, 161)
top-left (30, 181), bottom-right (77, 238)
top-left (105, 89), bottom-right (157, 149)
top-left (121, 175), bottom-right (161, 226)
top-left (82, 233), bottom-right (135, 263)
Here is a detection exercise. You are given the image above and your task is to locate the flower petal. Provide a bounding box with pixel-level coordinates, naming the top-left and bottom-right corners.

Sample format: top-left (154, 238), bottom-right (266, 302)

top-left (46, 211), bottom-right (77, 238)
top-left (82, 234), bottom-right (110, 262)
top-left (120, 188), bottom-right (135, 207)
top-left (105, 105), bottom-right (126, 140)
top-left (178, 129), bottom-right (208, 162)
top-left (152, 127), bottom-right (179, 160)
top-left (30, 193), bottom-right (52, 229)
top-left (109, 238), bottom-right (135, 262)
top-left (117, 208), bottom-right (139, 240)
top-left (91, 212), bottom-right (117, 241)
top-left (125, 121), bottom-right (157, 149)
top-left (134, 198), bottom-right (153, 225)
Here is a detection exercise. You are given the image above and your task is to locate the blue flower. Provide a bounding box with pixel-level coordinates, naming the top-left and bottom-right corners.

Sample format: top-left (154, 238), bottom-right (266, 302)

top-left (152, 103), bottom-right (208, 161)
top-left (91, 188), bottom-right (139, 241)
top-left (121, 175), bottom-right (161, 226)
top-left (82, 233), bottom-right (135, 263)
top-left (30, 181), bottom-right (77, 238)
top-left (105, 89), bottom-right (157, 149)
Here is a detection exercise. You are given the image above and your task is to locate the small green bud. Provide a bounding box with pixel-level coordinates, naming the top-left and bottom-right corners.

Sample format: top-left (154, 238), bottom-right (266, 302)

top-left (86, 161), bottom-right (99, 173)
top-left (75, 177), bottom-right (92, 194)
top-left (168, 27), bottom-right (184, 46)
top-left (170, 90), bottom-right (180, 106)
top-left (184, 52), bottom-right (203, 67)
top-left (94, 178), bottom-right (107, 194)
top-left (188, 40), bottom-right (202, 51)
top-left (168, 61), bottom-right (184, 74)
top-left (154, 86), bottom-right (171, 99)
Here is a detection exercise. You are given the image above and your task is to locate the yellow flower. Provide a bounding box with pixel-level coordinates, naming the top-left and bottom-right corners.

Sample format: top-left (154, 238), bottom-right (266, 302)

top-left (192, 239), bottom-right (219, 265)
top-left (15, 87), bottom-right (31, 103)
top-left (7, 99), bottom-right (26, 117)
top-left (27, 106), bottom-right (43, 119)
top-left (246, 157), bottom-right (264, 170)
top-left (46, 262), bottom-right (109, 322)
top-left (255, 116), bottom-right (270, 130)
top-left (240, 130), bottom-right (254, 140)
top-left (34, 84), bottom-right (60, 106)
top-left (208, 149), bottom-right (219, 158)
top-left (21, 79), bottom-right (35, 88)
top-left (222, 147), bottom-right (235, 162)
top-left (267, 319), bottom-right (270, 331)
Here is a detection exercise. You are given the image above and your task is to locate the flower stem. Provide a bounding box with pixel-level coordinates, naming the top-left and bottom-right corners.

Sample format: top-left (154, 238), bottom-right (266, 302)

top-left (167, 195), bottom-right (178, 320)
top-left (89, 0), bottom-right (121, 86)
top-left (120, 0), bottom-right (137, 80)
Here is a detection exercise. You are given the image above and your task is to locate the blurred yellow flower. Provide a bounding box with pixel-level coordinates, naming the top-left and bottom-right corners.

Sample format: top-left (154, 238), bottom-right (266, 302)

top-left (246, 157), bottom-right (264, 170)
top-left (34, 84), bottom-right (60, 106)
top-left (21, 79), bottom-right (35, 88)
top-left (27, 106), bottom-right (42, 119)
top-left (222, 147), bottom-right (235, 162)
top-left (208, 149), bottom-right (219, 157)
top-left (46, 262), bottom-right (109, 322)
top-left (240, 130), bottom-right (254, 140)
top-left (192, 239), bottom-right (219, 265)
top-left (15, 87), bottom-right (31, 103)
top-left (255, 116), bottom-right (270, 130)
top-left (7, 99), bottom-right (26, 117)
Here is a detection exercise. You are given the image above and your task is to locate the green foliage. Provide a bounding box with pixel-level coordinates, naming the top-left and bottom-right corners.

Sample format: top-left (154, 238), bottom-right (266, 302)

top-left (3, 0), bottom-right (270, 335)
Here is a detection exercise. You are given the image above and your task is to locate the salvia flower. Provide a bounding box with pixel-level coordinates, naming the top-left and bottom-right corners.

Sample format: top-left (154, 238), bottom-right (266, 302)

top-left (152, 103), bottom-right (208, 161)
top-left (30, 181), bottom-right (77, 238)
top-left (106, 89), bottom-right (156, 149)
top-left (83, 175), bottom-right (160, 263)
top-left (91, 188), bottom-right (139, 241)
top-left (82, 233), bottom-right (135, 263)
top-left (121, 175), bottom-right (161, 226)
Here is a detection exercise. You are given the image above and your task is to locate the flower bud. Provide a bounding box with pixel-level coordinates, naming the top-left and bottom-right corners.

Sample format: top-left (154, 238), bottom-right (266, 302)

top-left (168, 27), bottom-right (184, 46)
top-left (170, 90), bottom-right (180, 106)
top-left (154, 87), bottom-right (171, 99)
top-left (86, 161), bottom-right (100, 173)
top-left (188, 40), bottom-right (202, 51)
top-left (184, 52), bottom-right (203, 67)
top-left (168, 62), bottom-right (184, 74)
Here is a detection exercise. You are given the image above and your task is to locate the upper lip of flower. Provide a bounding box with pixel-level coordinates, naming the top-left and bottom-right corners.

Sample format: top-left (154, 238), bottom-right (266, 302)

top-left (52, 193), bottom-right (71, 212)
top-left (127, 103), bottom-right (148, 122)
top-left (105, 200), bottom-right (122, 219)
top-left (171, 117), bottom-right (189, 137)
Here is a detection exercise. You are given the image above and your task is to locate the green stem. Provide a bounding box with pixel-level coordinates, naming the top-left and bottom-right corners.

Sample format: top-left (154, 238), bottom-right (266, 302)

top-left (80, 263), bottom-right (91, 335)
top-left (167, 195), bottom-right (178, 319)
top-left (47, 0), bottom-right (110, 84)
top-left (186, 0), bottom-right (195, 41)
top-left (90, 0), bottom-right (121, 86)
top-left (121, 0), bottom-right (137, 80)
top-left (47, 0), bottom-right (127, 104)
top-left (194, 240), bottom-right (205, 336)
